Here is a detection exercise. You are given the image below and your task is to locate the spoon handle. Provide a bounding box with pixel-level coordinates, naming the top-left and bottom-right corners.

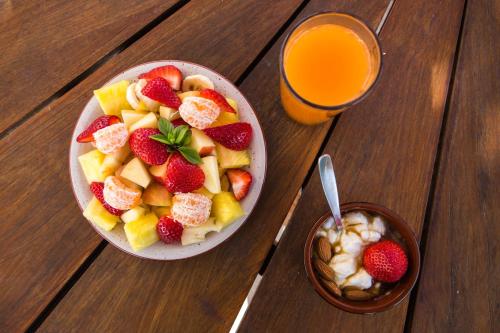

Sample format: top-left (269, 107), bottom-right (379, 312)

top-left (318, 154), bottom-right (343, 232)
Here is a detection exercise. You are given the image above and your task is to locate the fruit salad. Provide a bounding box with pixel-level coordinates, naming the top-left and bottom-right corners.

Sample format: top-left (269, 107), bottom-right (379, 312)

top-left (76, 64), bottom-right (254, 251)
top-left (313, 211), bottom-right (408, 300)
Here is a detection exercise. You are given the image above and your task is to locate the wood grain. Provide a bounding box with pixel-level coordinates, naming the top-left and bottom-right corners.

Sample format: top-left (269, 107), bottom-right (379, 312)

top-left (410, 0), bottom-right (499, 331)
top-left (0, 0), bottom-right (305, 331)
top-left (239, 0), bottom-right (466, 331)
top-left (0, 0), bottom-right (182, 134)
top-left (37, 1), bottom-right (391, 332)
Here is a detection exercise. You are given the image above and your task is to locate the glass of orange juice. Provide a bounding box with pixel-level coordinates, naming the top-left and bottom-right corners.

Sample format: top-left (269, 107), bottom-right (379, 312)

top-left (280, 12), bottom-right (382, 125)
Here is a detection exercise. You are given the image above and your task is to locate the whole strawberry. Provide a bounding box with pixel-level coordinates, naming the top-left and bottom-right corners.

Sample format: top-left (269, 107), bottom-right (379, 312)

top-left (129, 128), bottom-right (169, 165)
top-left (363, 240), bottom-right (408, 283)
top-left (165, 153), bottom-right (205, 193)
top-left (157, 216), bottom-right (184, 243)
top-left (203, 122), bottom-right (252, 150)
top-left (141, 77), bottom-right (181, 109)
top-left (89, 182), bottom-right (124, 216)
top-left (199, 88), bottom-right (236, 113)
top-left (76, 115), bottom-right (120, 143)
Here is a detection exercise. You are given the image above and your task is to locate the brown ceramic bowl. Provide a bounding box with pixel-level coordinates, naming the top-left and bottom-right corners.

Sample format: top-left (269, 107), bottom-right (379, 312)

top-left (304, 202), bottom-right (420, 314)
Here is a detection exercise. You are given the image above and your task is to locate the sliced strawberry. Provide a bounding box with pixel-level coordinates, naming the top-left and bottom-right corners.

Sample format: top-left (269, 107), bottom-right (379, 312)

top-left (199, 89), bottom-right (236, 113)
top-left (157, 216), bottom-right (184, 243)
top-left (89, 182), bottom-right (124, 216)
top-left (141, 77), bottom-right (181, 109)
top-left (165, 153), bottom-right (205, 193)
top-left (76, 115), bottom-right (120, 143)
top-left (129, 128), bottom-right (169, 165)
top-left (227, 169), bottom-right (252, 201)
top-left (139, 65), bottom-right (183, 90)
top-left (203, 122), bottom-right (252, 150)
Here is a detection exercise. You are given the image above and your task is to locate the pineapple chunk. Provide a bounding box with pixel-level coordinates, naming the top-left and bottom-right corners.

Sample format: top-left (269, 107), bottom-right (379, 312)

top-left (194, 187), bottom-right (215, 199)
top-left (212, 192), bottom-right (244, 228)
top-left (159, 106), bottom-right (180, 120)
top-left (200, 156), bottom-right (221, 194)
top-left (120, 157), bottom-right (152, 188)
top-left (122, 109), bottom-right (148, 128)
top-left (121, 206), bottom-right (147, 224)
top-left (215, 144), bottom-right (250, 169)
top-left (124, 213), bottom-right (159, 251)
top-left (83, 197), bottom-right (120, 231)
top-left (136, 100), bottom-right (148, 111)
top-left (211, 111), bottom-right (239, 127)
top-left (181, 218), bottom-right (221, 246)
top-left (152, 206), bottom-right (171, 217)
top-left (94, 80), bottom-right (131, 116)
top-left (128, 112), bottom-right (158, 132)
top-left (226, 98), bottom-right (238, 112)
top-left (99, 144), bottom-right (129, 179)
top-left (78, 149), bottom-right (106, 183)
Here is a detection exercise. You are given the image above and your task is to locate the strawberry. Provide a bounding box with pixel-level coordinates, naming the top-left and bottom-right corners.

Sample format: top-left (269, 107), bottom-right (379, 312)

top-left (227, 169), bottom-right (252, 201)
top-left (363, 240), bottom-right (408, 283)
top-left (165, 153), bottom-right (205, 193)
top-left (199, 89), bottom-right (236, 113)
top-left (141, 77), bottom-right (181, 109)
top-left (129, 128), bottom-right (169, 165)
top-left (139, 65), bottom-right (183, 90)
top-left (171, 118), bottom-right (189, 127)
top-left (156, 216), bottom-right (184, 243)
top-left (203, 122), bottom-right (252, 151)
top-left (89, 182), bottom-right (124, 216)
top-left (76, 115), bottom-right (120, 143)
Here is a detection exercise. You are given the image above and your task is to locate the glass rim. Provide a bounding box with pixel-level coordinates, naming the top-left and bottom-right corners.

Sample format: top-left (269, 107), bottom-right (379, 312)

top-left (279, 11), bottom-right (383, 111)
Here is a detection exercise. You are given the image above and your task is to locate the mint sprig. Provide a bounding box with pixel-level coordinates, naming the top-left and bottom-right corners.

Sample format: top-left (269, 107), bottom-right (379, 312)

top-left (150, 118), bottom-right (202, 164)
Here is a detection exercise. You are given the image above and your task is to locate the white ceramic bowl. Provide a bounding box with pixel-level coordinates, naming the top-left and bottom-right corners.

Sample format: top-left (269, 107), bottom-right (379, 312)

top-left (70, 60), bottom-right (267, 260)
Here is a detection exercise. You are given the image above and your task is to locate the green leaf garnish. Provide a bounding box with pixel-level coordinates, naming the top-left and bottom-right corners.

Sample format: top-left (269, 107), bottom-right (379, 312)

top-left (150, 118), bottom-right (202, 164)
top-left (178, 146), bottom-right (203, 164)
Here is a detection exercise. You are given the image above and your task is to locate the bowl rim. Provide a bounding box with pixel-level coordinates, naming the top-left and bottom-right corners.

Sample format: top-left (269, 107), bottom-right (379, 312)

top-left (304, 202), bottom-right (420, 313)
top-left (69, 60), bottom-right (268, 261)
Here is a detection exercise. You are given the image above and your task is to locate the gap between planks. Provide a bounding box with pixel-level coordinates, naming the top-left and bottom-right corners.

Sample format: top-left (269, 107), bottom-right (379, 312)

top-left (0, 0), bottom-right (190, 141)
top-left (230, 0), bottom-right (397, 330)
top-left (403, 0), bottom-right (469, 331)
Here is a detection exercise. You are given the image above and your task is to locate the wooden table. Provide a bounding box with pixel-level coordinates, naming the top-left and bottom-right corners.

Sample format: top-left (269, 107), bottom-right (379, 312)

top-left (1, 0), bottom-right (497, 332)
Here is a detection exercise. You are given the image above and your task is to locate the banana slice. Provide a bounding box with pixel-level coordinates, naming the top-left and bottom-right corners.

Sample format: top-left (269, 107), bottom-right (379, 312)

top-left (126, 83), bottom-right (140, 109)
top-left (135, 79), bottom-right (160, 112)
top-left (182, 74), bottom-right (214, 92)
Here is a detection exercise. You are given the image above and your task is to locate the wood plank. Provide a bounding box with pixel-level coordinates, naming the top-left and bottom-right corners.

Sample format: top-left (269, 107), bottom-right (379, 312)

top-left (37, 1), bottom-right (391, 332)
top-left (0, 0), bottom-right (182, 134)
top-left (0, 0), bottom-right (305, 331)
top-left (239, 0), bottom-right (466, 331)
top-left (410, 0), bottom-right (499, 331)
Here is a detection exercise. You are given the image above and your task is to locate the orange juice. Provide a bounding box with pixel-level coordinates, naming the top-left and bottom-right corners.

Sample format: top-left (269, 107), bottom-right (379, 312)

top-left (280, 13), bottom-right (381, 125)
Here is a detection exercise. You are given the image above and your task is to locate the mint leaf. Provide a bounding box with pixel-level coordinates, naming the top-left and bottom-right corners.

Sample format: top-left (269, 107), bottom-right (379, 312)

top-left (178, 146), bottom-right (202, 164)
top-left (175, 126), bottom-right (189, 145)
top-left (183, 131), bottom-right (192, 145)
top-left (158, 118), bottom-right (173, 136)
top-left (149, 134), bottom-right (170, 145)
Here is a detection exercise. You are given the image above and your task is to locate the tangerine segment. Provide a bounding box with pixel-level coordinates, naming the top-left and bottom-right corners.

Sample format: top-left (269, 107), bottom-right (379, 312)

top-left (171, 193), bottom-right (211, 227)
top-left (103, 176), bottom-right (141, 210)
top-left (93, 123), bottom-right (128, 154)
top-left (179, 97), bottom-right (220, 129)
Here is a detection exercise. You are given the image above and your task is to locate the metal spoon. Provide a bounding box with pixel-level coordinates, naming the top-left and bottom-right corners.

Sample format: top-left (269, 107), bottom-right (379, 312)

top-left (318, 154), bottom-right (343, 232)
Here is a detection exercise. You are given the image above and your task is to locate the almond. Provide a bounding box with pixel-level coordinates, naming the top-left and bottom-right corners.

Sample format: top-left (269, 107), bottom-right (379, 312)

top-left (343, 289), bottom-right (373, 301)
top-left (320, 278), bottom-right (341, 297)
top-left (315, 237), bottom-right (332, 262)
top-left (313, 258), bottom-right (335, 281)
